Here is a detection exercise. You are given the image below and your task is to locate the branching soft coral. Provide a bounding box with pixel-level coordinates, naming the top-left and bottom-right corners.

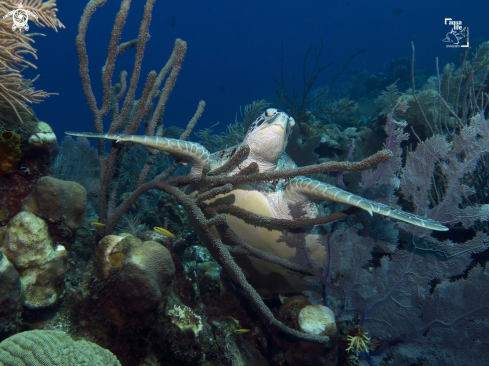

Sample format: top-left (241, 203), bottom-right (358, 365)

top-left (0, 0), bottom-right (64, 124)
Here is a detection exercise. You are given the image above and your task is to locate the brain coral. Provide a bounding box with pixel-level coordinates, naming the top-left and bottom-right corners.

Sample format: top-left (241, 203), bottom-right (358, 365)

top-left (115, 240), bottom-right (175, 313)
top-left (0, 131), bottom-right (21, 177)
top-left (0, 329), bottom-right (121, 366)
top-left (95, 234), bottom-right (141, 279)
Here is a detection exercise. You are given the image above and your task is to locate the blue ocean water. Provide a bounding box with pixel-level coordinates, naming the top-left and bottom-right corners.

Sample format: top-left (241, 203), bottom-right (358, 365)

top-left (30, 0), bottom-right (488, 137)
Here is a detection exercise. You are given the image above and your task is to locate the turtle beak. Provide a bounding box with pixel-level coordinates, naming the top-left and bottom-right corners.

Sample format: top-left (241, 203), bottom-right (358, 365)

top-left (268, 123), bottom-right (285, 135)
top-left (265, 110), bottom-right (294, 135)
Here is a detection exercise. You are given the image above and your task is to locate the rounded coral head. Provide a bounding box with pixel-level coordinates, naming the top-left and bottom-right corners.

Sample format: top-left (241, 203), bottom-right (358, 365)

top-left (298, 304), bottom-right (337, 337)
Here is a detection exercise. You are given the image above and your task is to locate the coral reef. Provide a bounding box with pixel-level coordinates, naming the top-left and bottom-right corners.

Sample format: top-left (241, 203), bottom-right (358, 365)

top-left (76, 0), bottom-right (205, 238)
top-left (68, 104), bottom-right (487, 365)
top-left (22, 176), bottom-right (87, 246)
top-left (0, 330), bottom-right (121, 365)
top-left (0, 121), bottom-right (61, 229)
top-left (0, 131), bottom-right (21, 176)
top-left (95, 234), bottom-right (130, 279)
top-left (24, 121), bottom-right (59, 172)
top-left (76, 115), bottom-right (400, 349)
top-left (0, 252), bottom-right (22, 335)
top-left (54, 136), bottom-right (100, 208)
top-left (87, 234), bottom-right (177, 330)
top-left (0, 212), bottom-right (67, 309)
top-left (274, 295), bottom-right (340, 365)
top-left (167, 304), bottom-right (203, 336)
top-left (0, 0), bottom-right (486, 364)
top-left (0, 253), bottom-right (21, 307)
top-left (0, 170), bottom-right (32, 227)
top-left (115, 240), bottom-right (175, 313)
top-left (298, 305), bottom-right (337, 337)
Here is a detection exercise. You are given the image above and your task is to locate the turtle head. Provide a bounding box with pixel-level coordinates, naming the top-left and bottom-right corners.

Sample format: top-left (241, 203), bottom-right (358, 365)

top-left (243, 108), bottom-right (296, 165)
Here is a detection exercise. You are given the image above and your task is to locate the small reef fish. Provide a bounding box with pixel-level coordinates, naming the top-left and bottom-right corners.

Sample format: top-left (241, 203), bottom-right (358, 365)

top-left (234, 329), bottom-right (251, 334)
top-left (90, 222), bottom-right (105, 227)
top-left (153, 227), bottom-right (176, 239)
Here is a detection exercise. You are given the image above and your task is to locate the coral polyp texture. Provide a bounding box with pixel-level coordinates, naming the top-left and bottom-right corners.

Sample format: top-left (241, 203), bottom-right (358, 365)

top-left (0, 330), bottom-right (121, 365)
top-left (115, 240), bottom-right (176, 313)
top-left (298, 305), bottom-right (337, 337)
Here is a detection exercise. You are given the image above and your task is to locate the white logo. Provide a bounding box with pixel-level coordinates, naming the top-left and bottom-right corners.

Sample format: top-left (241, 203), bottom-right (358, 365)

top-left (2, 3), bottom-right (38, 32)
top-left (442, 18), bottom-right (469, 48)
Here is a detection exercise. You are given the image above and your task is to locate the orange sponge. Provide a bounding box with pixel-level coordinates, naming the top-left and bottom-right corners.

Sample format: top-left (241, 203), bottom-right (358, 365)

top-left (0, 131), bottom-right (21, 176)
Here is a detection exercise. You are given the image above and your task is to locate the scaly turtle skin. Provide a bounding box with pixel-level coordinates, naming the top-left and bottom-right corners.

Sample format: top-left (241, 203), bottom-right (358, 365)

top-left (67, 109), bottom-right (447, 296)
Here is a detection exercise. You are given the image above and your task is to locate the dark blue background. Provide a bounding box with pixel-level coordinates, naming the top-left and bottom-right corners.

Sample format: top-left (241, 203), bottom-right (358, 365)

top-left (26, 0), bottom-right (488, 139)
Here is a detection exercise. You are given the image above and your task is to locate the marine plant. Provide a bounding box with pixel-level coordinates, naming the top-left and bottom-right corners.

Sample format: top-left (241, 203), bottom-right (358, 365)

top-left (0, 0), bottom-right (64, 125)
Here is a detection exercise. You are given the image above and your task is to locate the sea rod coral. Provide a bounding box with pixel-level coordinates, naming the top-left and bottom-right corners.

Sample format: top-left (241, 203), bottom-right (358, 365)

top-left (76, 0), bottom-right (205, 235)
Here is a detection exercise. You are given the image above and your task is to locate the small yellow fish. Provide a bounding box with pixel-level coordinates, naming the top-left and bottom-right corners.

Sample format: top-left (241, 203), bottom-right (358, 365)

top-left (153, 227), bottom-right (176, 239)
top-left (90, 222), bottom-right (105, 227)
top-left (234, 329), bottom-right (251, 334)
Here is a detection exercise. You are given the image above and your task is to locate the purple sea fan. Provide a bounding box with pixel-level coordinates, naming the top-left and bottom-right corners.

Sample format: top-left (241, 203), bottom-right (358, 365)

top-left (361, 100), bottom-right (409, 201)
top-left (327, 112), bottom-right (489, 365)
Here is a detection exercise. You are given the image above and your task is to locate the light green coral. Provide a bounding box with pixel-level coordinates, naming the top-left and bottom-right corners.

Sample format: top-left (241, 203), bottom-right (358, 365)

top-left (0, 330), bottom-right (121, 366)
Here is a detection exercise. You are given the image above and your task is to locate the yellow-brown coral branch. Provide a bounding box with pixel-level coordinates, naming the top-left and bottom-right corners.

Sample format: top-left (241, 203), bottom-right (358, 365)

top-left (0, 0), bottom-right (63, 124)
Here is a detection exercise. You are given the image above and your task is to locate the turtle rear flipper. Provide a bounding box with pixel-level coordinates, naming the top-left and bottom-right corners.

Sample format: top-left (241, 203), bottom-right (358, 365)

top-left (285, 177), bottom-right (448, 232)
top-left (65, 132), bottom-right (210, 174)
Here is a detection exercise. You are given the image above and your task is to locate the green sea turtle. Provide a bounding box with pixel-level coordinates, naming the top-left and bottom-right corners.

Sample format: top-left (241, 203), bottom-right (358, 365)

top-left (67, 108), bottom-right (447, 296)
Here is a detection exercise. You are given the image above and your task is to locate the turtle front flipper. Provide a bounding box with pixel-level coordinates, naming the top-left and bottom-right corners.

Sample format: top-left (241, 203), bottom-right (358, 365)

top-left (285, 177), bottom-right (448, 231)
top-left (65, 132), bottom-right (210, 174)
